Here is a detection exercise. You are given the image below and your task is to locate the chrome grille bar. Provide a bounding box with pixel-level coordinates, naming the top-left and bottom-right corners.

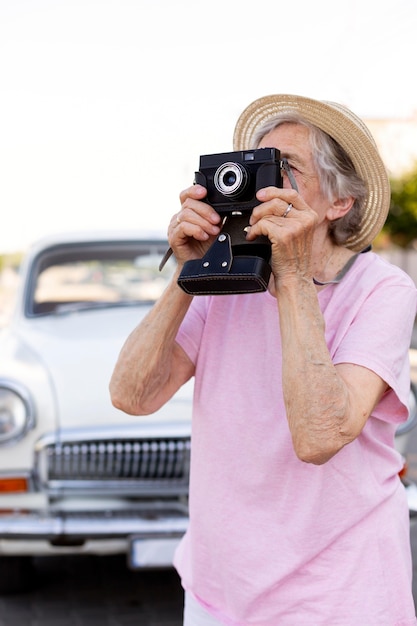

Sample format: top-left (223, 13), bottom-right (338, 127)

top-left (36, 435), bottom-right (191, 496)
top-left (47, 439), bottom-right (189, 480)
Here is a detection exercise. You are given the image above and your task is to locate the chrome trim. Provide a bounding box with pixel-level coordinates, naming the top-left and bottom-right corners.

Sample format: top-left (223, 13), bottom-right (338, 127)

top-left (35, 422), bottom-right (191, 447)
top-left (34, 425), bottom-right (191, 497)
top-left (0, 505), bottom-right (188, 539)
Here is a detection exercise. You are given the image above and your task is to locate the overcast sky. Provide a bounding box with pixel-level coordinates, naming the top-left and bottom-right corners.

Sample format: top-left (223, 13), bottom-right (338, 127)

top-left (0, 0), bottom-right (416, 252)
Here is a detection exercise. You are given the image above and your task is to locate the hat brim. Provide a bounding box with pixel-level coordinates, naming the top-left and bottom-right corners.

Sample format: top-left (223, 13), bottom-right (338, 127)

top-left (233, 94), bottom-right (390, 251)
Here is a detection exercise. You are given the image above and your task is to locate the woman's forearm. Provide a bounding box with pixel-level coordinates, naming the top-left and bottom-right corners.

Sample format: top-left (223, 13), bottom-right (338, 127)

top-left (277, 277), bottom-right (351, 464)
top-left (109, 270), bottom-right (194, 415)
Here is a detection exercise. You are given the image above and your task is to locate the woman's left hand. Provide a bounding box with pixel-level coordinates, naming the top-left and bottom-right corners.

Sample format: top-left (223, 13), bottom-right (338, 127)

top-left (245, 186), bottom-right (318, 285)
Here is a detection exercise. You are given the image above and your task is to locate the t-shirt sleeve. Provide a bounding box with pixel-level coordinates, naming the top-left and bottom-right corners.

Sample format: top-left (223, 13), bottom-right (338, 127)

top-left (332, 279), bottom-right (417, 424)
top-left (176, 296), bottom-right (210, 366)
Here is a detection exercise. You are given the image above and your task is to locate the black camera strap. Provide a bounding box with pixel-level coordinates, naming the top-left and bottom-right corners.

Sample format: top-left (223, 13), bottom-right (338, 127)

top-left (159, 246), bottom-right (174, 272)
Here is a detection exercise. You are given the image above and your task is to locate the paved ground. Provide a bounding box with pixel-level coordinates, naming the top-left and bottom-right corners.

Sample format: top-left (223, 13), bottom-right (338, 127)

top-left (0, 555), bottom-right (184, 626)
top-left (4, 523), bottom-right (417, 625)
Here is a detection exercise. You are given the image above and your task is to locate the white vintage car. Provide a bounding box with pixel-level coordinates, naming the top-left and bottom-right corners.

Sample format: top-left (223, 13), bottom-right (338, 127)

top-left (0, 231), bottom-right (416, 594)
top-left (0, 231), bottom-right (192, 593)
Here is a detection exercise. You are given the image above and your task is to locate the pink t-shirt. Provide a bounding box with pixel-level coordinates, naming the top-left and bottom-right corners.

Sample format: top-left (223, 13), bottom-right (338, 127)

top-left (174, 251), bottom-right (417, 626)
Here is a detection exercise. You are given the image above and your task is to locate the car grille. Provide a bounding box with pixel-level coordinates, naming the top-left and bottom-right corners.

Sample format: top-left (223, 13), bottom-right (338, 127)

top-left (35, 434), bottom-right (191, 497)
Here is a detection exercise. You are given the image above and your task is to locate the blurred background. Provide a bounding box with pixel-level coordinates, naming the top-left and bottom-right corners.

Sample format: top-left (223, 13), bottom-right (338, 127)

top-left (0, 3), bottom-right (417, 620)
top-left (1, 0), bottom-right (417, 310)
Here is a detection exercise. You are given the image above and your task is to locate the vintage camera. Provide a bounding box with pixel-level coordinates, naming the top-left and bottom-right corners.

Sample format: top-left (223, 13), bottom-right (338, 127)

top-left (195, 147), bottom-right (282, 215)
top-left (177, 148), bottom-right (282, 295)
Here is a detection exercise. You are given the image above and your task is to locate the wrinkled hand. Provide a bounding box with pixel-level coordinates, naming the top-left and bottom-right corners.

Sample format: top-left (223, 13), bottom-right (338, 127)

top-left (168, 185), bottom-right (221, 266)
top-left (246, 186), bottom-right (318, 284)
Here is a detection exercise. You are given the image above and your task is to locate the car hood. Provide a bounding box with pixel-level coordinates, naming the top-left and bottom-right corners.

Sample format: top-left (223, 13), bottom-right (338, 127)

top-left (13, 306), bottom-right (193, 430)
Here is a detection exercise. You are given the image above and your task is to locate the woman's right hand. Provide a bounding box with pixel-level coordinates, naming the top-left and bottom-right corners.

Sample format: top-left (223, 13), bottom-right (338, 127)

top-left (168, 184), bottom-right (221, 266)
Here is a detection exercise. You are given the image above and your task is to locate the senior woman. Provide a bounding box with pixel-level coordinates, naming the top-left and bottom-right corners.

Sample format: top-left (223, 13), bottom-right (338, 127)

top-left (110, 95), bottom-right (417, 625)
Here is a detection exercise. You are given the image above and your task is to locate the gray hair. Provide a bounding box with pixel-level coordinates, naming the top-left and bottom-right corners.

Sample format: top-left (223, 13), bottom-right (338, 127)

top-left (251, 114), bottom-right (367, 246)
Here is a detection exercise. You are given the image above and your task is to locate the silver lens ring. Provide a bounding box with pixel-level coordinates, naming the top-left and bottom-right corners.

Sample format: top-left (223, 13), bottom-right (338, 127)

top-left (213, 162), bottom-right (248, 198)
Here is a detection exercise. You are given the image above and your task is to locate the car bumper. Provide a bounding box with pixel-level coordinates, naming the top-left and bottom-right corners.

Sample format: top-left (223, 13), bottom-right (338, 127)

top-left (0, 507), bottom-right (188, 567)
top-left (0, 507), bottom-right (188, 539)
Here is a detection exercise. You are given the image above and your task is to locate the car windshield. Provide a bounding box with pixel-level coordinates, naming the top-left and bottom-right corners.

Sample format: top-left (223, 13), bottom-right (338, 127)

top-left (27, 241), bottom-right (174, 316)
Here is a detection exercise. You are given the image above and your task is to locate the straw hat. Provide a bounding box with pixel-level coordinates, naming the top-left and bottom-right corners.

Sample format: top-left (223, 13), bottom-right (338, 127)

top-left (233, 94), bottom-right (390, 251)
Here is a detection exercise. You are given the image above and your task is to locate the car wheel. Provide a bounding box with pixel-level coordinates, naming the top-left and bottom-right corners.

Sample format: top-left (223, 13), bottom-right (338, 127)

top-left (0, 556), bottom-right (34, 594)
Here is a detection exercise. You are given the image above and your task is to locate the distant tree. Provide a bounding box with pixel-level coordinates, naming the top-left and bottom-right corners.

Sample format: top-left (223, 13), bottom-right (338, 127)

top-left (0, 252), bottom-right (23, 274)
top-left (383, 163), bottom-right (417, 247)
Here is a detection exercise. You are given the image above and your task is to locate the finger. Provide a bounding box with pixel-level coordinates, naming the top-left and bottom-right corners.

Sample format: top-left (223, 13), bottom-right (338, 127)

top-left (180, 203), bottom-right (220, 227)
top-left (172, 205), bottom-right (221, 242)
top-left (256, 186), bottom-right (299, 204)
top-left (250, 199), bottom-right (296, 225)
top-left (179, 184), bottom-right (207, 204)
top-left (175, 221), bottom-right (214, 242)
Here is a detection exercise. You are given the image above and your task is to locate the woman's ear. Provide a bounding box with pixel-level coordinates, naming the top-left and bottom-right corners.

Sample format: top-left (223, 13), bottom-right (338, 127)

top-left (326, 196), bottom-right (355, 221)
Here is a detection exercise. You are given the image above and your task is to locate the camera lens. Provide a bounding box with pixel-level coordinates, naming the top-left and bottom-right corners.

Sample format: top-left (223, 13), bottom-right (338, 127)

top-left (214, 162), bottom-right (248, 198)
top-left (224, 171), bottom-right (237, 186)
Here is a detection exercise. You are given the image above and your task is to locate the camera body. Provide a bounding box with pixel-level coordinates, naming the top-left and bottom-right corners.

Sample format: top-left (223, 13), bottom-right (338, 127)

top-left (195, 147), bottom-right (282, 215)
top-left (177, 148), bottom-right (283, 296)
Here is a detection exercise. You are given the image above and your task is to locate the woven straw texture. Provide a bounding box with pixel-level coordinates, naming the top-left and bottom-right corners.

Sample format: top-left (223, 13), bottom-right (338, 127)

top-left (233, 94), bottom-right (391, 251)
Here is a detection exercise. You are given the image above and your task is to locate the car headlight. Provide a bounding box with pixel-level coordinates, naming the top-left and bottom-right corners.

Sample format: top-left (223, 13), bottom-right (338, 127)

top-left (0, 380), bottom-right (35, 445)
